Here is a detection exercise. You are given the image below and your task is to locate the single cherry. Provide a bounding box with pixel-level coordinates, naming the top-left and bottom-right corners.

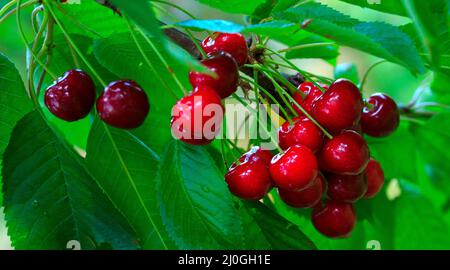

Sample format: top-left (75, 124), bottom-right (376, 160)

top-left (327, 173), bottom-right (367, 203)
top-left (44, 69), bottom-right (96, 121)
top-left (171, 85), bottom-right (224, 145)
top-left (312, 200), bottom-right (356, 238)
top-left (293, 82), bottom-right (323, 117)
top-left (278, 173), bottom-right (325, 208)
top-left (96, 80), bottom-right (149, 129)
top-left (202, 32), bottom-right (248, 66)
top-left (364, 158), bottom-right (385, 198)
top-left (189, 52), bottom-right (239, 98)
top-left (312, 79), bottom-right (363, 133)
top-left (269, 144), bottom-right (318, 191)
top-left (318, 130), bottom-right (370, 175)
top-left (225, 147), bottom-right (273, 200)
top-left (278, 117), bottom-right (323, 152)
top-left (361, 93), bottom-right (400, 137)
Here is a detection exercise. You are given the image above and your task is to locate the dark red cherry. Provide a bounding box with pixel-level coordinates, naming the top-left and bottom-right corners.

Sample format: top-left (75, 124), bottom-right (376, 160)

top-left (96, 80), bottom-right (149, 129)
top-left (319, 130), bottom-right (370, 175)
top-left (225, 147), bottom-right (273, 200)
top-left (362, 93), bottom-right (400, 137)
top-left (44, 69), bottom-right (96, 121)
top-left (269, 144), bottom-right (318, 191)
top-left (327, 173), bottom-right (367, 203)
top-left (189, 52), bottom-right (239, 98)
top-left (364, 158), bottom-right (385, 198)
top-left (170, 85), bottom-right (224, 145)
top-left (312, 200), bottom-right (356, 238)
top-left (278, 117), bottom-right (323, 152)
top-left (293, 82), bottom-right (323, 117)
top-left (248, 146), bottom-right (274, 165)
top-left (312, 79), bottom-right (363, 133)
top-left (202, 32), bottom-right (248, 66)
top-left (278, 173), bottom-right (325, 208)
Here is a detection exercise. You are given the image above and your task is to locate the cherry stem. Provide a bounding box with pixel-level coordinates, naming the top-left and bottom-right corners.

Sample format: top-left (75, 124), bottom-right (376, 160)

top-left (31, 4), bottom-right (43, 34)
top-left (360, 60), bottom-right (387, 92)
top-left (36, 16), bottom-right (56, 97)
top-left (44, 1), bottom-right (107, 87)
top-left (264, 59), bottom-right (333, 84)
top-left (412, 102), bottom-right (450, 110)
top-left (276, 42), bottom-right (337, 54)
top-left (0, 0), bottom-right (37, 24)
top-left (125, 16), bottom-right (179, 100)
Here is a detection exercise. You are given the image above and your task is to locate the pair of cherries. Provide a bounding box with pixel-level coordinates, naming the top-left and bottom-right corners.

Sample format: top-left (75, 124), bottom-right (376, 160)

top-left (226, 79), bottom-right (398, 238)
top-left (170, 32), bottom-right (248, 145)
top-left (44, 69), bottom-right (149, 129)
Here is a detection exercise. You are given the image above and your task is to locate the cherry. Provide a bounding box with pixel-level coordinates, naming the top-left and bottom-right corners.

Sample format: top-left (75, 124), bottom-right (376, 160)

top-left (225, 147), bottom-right (273, 200)
top-left (96, 80), bottom-right (149, 129)
top-left (327, 173), bottom-right (367, 203)
top-left (171, 85), bottom-right (224, 145)
top-left (202, 32), bottom-right (248, 66)
top-left (364, 158), bottom-right (385, 198)
top-left (44, 69), bottom-right (96, 121)
top-left (248, 146), bottom-right (274, 165)
top-left (312, 79), bottom-right (363, 133)
top-left (189, 52), bottom-right (239, 98)
top-left (312, 200), bottom-right (356, 238)
top-left (278, 117), bottom-right (323, 152)
top-left (278, 173), bottom-right (325, 208)
top-left (293, 82), bottom-right (323, 117)
top-left (318, 130), bottom-right (370, 175)
top-left (361, 93), bottom-right (400, 137)
top-left (269, 144), bottom-right (318, 191)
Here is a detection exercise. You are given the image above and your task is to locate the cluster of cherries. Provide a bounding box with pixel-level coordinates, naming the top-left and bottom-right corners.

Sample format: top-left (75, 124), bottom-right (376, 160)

top-left (226, 79), bottom-right (400, 238)
top-left (170, 32), bottom-right (248, 144)
top-left (44, 70), bottom-right (150, 129)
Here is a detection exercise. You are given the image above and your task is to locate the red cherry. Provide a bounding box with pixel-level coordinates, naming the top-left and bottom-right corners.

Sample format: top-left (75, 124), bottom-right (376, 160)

top-left (278, 117), bottom-right (323, 152)
top-left (247, 146), bottom-right (274, 165)
top-left (278, 173), bottom-right (325, 208)
top-left (293, 82), bottom-right (323, 117)
top-left (312, 200), bottom-right (356, 238)
top-left (327, 173), bottom-right (367, 203)
top-left (364, 158), bottom-right (385, 198)
top-left (96, 80), bottom-right (149, 129)
top-left (202, 32), bottom-right (248, 66)
top-left (312, 79), bottom-right (363, 133)
top-left (189, 52), bottom-right (239, 98)
top-left (44, 69), bottom-right (96, 121)
top-left (269, 144), bottom-right (318, 191)
top-left (319, 130), bottom-right (370, 175)
top-left (171, 85), bottom-right (224, 145)
top-left (362, 93), bottom-right (400, 137)
top-left (225, 147), bottom-right (273, 200)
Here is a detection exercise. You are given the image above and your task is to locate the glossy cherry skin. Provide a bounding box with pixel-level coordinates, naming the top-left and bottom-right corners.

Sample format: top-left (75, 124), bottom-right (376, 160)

top-left (202, 32), bottom-right (248, 66)
top-left (312, 79), bottom-right (363, 133)
top-left (293, 82), bottom-right (323, 117)
top-left (278, 117), bottom-right (323, 152)
top-left (189, 52), bottom-right (239, 98)
top-left (225, 147), bottom-right (273, 200)
top-left (312, 200), bottom-right (356, 238)
top-left (171, 85), bottom-right (224, 145)
top-left (44, 69), bottom-right (96, 121)
top-left (269, 144), bottom-right (318, 191)
top-left (327, 173), bottom-right (368, 203)
top-left (96, 80), bottom-right (149, 129)
top-left (278, 173), bottom-right (325, 208)
top-left (248, 146), bottom-right (274, 165)
top-left (362, 93), bottom-right (400, 137)
top-left (319, 130), bottom-right (370, 175)
top-left (364, 158), bottom-right (385, 198)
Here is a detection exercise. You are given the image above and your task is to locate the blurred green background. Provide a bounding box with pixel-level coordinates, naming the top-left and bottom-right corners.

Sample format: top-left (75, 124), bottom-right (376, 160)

top-left (0, 0), bottom-right (448, 250)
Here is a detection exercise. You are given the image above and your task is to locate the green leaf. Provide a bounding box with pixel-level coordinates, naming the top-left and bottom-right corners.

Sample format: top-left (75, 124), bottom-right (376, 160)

top-left (337, 0), bottom-right (407, 17)
top-left (193, 0), bottom-right (267, 14)
top-left (0, 53), bottom-right (33, 206)
top-left (93, 32), bottom-right (184, 154)
top-left (2, 111), bottom-right (138, 250)
top-left (86, 119), bottom-right (174, 249)
top-left (286, 36), bottom-right (339, 60)
top-left (274, 3), bottom-right (425, 74)
top-left (240, 201), bottom-right (317, 250)
top-left (157, 140), bottom-right (243, 249)
top-left (334, 63), bottom-right (359, 84)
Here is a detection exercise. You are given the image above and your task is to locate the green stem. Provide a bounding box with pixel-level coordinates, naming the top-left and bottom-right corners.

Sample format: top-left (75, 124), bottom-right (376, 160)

top-left (0, 0), bottom-right (17, 18)
top-left (36, 16), bottom-right (55, 97)
top-left (360, 60), bottom-right (387, 92)
top-left (264, 58), bottom-right (333, 83)
top-left (31, 4), bottom-right (43, 34)
top-left (0, 0), bottom-right (36, 24)
top-left (277, 42), bottom-right (336, 53)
